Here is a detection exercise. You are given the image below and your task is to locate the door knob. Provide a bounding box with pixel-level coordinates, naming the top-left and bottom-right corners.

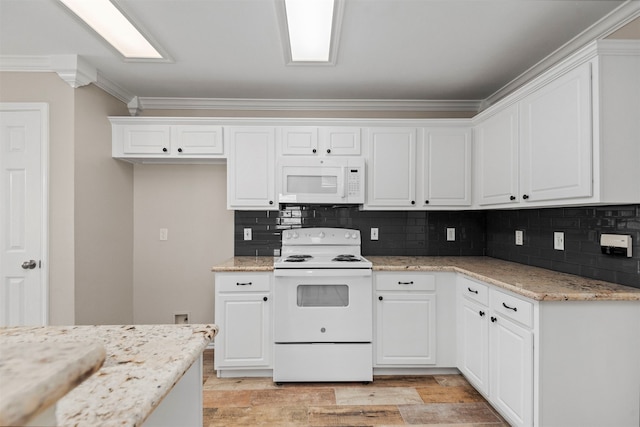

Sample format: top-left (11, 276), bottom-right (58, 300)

top-left (22, 260), bottom-right (37, 270)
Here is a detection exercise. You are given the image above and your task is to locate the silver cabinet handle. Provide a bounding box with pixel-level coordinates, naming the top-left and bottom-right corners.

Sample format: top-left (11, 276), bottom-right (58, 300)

top-left (22, 260), bottom-right (37, 270)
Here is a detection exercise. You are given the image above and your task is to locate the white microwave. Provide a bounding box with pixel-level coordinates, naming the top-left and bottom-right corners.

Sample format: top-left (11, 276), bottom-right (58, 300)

top-left (278, 157), bottom-right (365, 204)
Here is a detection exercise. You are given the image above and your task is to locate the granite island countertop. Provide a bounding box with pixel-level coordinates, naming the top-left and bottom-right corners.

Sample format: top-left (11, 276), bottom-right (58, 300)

top-left (0, 324), bottom-right (217, 427)
top-left (212, 256), bottom-right (640, 301)
top-left (0, 341), bottom-right (106, 426)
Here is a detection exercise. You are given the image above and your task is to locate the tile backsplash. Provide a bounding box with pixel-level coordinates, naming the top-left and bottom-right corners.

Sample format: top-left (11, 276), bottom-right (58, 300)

top-left (485, 204), bottom-right (640, 288)
top-left (235, 204), bottom-right (640, 288)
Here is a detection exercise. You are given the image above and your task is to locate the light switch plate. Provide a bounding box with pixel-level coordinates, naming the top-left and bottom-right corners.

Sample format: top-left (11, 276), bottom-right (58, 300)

top-left (554, 232), bottom-right (565, 250)
top-left (515, 230), bottom-right (523, 246)
top-left (244, 228), bottom-right (252, 241)
top-left (446, 228), bottom-right (455, 241)
top-left (159, 228), bottom-right (168, 241)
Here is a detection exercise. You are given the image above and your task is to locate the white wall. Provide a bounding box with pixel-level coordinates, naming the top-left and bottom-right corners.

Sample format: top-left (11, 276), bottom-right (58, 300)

top-left (132, 164), bottom-right (233, 324)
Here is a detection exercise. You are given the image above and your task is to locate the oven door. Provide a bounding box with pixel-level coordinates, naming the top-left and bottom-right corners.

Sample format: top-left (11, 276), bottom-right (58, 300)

top-left (274, 269), bottom-right (372, 343)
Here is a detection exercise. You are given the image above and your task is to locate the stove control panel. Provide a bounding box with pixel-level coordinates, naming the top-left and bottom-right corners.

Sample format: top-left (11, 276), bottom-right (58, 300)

top-left (282, 228), bottom-right (360, 245)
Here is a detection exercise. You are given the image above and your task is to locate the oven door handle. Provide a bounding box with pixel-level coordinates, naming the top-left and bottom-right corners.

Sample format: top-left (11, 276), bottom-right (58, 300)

top-left (274, 268), bottom-right (372, 277)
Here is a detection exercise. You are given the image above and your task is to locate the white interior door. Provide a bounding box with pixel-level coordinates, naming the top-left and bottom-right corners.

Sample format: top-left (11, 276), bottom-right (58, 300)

top-left (0, 103), bottom-right (48, 326)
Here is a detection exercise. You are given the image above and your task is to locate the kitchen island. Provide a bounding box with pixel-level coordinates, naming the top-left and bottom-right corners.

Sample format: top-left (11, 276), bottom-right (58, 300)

top-left (0, 324), bottom-right (217, 427)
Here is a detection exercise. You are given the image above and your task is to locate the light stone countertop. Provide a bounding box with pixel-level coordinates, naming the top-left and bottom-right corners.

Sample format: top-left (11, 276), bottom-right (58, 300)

top-left (212, 255), bottom-right (640, 301)
top-left (0, 324), bottom-right (217, 427)
top-left (0, 341), bottom-right (106, 426)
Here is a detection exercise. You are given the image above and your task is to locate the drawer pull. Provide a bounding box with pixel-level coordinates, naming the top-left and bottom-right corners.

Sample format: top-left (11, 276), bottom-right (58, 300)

top-left (398, 281), bottom-right (414, 285)
top-left (467, 287), bottom-right (478, 294)
top-left (502, 302), bottom-right (518, 312)
top-left (236, 282), bottom-right (252, 286)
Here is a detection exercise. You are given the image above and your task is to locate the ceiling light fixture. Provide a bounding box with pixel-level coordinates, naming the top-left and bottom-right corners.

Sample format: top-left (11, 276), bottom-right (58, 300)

top-left (58, 0), bottom-right (162, 59)
top-left (284, 0), bottom-right (335, 62)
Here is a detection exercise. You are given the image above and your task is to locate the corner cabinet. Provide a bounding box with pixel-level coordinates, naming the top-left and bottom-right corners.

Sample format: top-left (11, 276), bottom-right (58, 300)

top-left (457, 274), bottom-right (639, 427)
top-left (374, 272), bottom-right (437, 366)
top-left (226, 127), bottom-right (277, 210)
top-left (110, 117), bottom-right (224, 163)
top-left (214, 273), bottom-right (272, 376)
top-left (473, 40), bottom-right (640, 208)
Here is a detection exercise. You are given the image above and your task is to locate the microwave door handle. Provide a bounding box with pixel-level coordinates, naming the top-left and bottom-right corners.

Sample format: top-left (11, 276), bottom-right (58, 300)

top-left (340, 167), bottom-right (347, 199)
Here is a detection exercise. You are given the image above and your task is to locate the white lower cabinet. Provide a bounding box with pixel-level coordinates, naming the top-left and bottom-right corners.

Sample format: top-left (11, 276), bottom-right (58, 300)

top-left (374, 272), bottom-right (437, 366)
top-left (457, 275), bottom-right (640, 427)
top-left (458, 276), bottom-right (533, 427)
top-left (214, 273), bottom-right (272, 376)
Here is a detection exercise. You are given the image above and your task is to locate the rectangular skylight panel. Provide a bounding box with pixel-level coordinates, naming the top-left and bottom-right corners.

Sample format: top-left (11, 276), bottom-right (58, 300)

top-left (285, 0), bottom-right (335, 62)
top-left (59, 0), bottom-right (162, 59)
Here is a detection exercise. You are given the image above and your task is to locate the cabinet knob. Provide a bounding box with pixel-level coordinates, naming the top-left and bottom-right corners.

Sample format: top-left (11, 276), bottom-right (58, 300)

top-left (178, 148), bottom-right (183, 153)
top-left (491, 316), bottom-right (497, 323)
top-left (509, 195), bottom-right (516, 201)
top-left (411, 200), bottom-right (415, 205)
top-left (326, 149), bottom-right (331, 154)
top-left (425, 200), bottom-right (430, 204)
top-left (378, 296), bottom-right (383, 301)
top-left (162, 147), bottom-right (168, 152)
top-left (479, 310), bottom-right (485, 317)
top-left (522, 194), bottom-right (529, 200)
top-left (263, 296), bottom-right (268, 302)
top-left (269, 200), bottom-right (274, 205)
top-left (312, 148), bottom-right (317, 153)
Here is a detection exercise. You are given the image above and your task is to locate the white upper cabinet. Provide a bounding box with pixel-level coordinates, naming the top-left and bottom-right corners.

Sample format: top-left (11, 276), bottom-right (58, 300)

top-left (111, 118), bottom-right (224, 163)
top-left (473, 40), bottom-right (640, 209)
top-left (418, 127), bottom-right (472, 207)
top-left (280, 126), bottom-right (361, 156)
top-left (364, 127), bottom-right (417, 208)
top-left (519, 62), bottom-right (592, 202)
top-left (226, 126), bottom-right (277, 210)
top-left (475, 105), bottom-right (519, 206)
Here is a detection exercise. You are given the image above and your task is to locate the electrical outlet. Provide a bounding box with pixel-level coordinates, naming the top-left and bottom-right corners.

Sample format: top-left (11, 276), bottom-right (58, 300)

top-left (515, 230), bottom-right (524, 246)
top-left (159, 228), bottom-right (168, 241)
top-left (244, 228), bottom-right (252, 241)
top-left (554, 232), bottom-right (565, 250)
top-left (174, 313), bottom-right (189, 324)
top-left (371, 228), bottom-right (379, 241)
top-left (446, 228), bottom-right (455, 241)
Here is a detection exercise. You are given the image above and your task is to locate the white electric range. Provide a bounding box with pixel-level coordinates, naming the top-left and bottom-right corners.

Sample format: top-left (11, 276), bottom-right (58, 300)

top-left (273, 227), bottom-right (373, 383)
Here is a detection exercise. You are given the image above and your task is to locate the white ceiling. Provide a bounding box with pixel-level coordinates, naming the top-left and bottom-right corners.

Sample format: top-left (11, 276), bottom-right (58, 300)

top-left (0, 0), bottom-right (637, 111)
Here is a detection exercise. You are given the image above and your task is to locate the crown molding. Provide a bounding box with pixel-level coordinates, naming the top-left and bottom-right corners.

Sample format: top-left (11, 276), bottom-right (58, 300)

top-left (481, 0), bottom-right (640, 110)
top-left (0, 54), bottom-right (96, 89)
top-left (94, 71), bottom-right (136, 104)
top-left (134, 97), bottom-right (482, 113)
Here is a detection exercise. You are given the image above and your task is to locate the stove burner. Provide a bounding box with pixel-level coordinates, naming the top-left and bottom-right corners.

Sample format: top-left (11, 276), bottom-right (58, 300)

top-left (284, 254), bottom-right (313, 262)
top-left (332, 254), bottom-right (362, 262)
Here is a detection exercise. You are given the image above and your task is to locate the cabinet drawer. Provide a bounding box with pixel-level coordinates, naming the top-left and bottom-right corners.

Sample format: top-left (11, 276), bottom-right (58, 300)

top-left (491, 289), bottom-right (533, 328)
top-left (375, 273), bottom-right (435, 291)
top-left (216, 274), bottom-right (271, 292)
top-left (458, 275), bottom-right (489, 306)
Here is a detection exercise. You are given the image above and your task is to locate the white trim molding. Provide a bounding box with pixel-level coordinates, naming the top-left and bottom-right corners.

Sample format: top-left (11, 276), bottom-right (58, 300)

top-left (133, 97), bottom-right (482, 113)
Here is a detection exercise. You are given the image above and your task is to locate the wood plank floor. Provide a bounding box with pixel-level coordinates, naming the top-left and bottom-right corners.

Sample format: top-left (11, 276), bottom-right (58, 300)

top-left (202, 350), bottom-right (509, 426)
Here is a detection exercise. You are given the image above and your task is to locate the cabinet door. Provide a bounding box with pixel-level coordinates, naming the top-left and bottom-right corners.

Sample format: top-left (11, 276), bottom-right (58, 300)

top-left (320, 127), bottom-right (361, 155)
top-left (214, 292), bottom-right (271, 368)
top-left (227, 127), bottom-right (276, 209)
top-left (365, 127), bottom-right (417, 208)
top-left (281, 127), bottom-right (318, 155)
top-left (490, 314), bottom-right (533, 427)
top-left (173, 125), bottom-right (224, 155)
top-left (121, 124), bottom-right (171, 155)
top-left (520, 62), bottom-right (592, 202)
top-left (458, 297), bottom-right (489, 395)
top-left (475, 104), bottom-right (519, 206)
top-left (419, 127), bottom-right (471, 207)
top-left (375, 292), bottom-right (436, 365)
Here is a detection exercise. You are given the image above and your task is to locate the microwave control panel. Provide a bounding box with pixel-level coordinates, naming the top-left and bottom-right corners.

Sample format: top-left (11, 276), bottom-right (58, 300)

top-left (347, 168), bottom-right (362, 197)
